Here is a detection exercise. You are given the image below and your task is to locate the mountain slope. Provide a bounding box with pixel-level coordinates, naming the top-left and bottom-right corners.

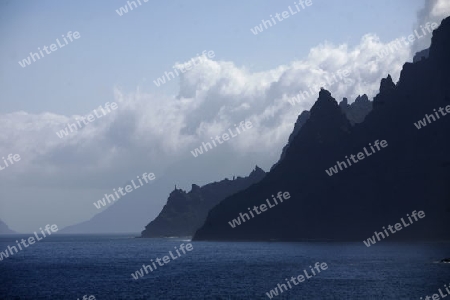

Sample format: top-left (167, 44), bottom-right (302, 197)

top-left (140, 166), bottom-right (265, 238)
top-left (194, 17), bottom-right (450, 242)
top-left (339, 94), bottom-right (373, 125)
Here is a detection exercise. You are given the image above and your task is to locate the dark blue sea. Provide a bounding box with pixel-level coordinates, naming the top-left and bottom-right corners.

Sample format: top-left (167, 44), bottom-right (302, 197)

top-left (1, 234), bottom-right (449, 299)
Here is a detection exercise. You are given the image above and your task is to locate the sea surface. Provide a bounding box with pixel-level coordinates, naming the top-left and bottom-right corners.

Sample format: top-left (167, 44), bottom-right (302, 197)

top-left (0, 234), bottom-right (449, 299)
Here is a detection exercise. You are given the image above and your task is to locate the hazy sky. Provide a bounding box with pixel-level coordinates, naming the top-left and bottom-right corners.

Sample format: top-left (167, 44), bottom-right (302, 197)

top-left (1, 0), bottom-right (449, 232)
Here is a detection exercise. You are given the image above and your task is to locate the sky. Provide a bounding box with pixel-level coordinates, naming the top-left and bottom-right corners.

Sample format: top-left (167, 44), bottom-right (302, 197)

top-left (0, 0), bottom-right (449, 232)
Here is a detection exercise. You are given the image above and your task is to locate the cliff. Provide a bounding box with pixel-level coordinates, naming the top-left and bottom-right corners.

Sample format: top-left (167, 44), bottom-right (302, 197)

top-left (194, 17), bottom-right (450, 242)
top-left (140, 166), bottom-right (265, 237)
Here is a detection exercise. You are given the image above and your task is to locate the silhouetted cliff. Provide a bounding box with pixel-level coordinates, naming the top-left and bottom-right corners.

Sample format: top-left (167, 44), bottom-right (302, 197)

top-left (272, 110), bottom-right (310, 170)
top-left (339, 94), bottom-right (373, 125)
top-left (413, 48), bottom-right (430, 63)
top-left (140, 166), bottom-right (265, 238)
top-left (194, 17), bottom-right (450, 242)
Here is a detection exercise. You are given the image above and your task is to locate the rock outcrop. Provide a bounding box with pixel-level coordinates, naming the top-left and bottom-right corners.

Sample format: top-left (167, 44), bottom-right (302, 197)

top-left (140, 166), bottom-right (265, 238)
top-left (194, 18), bottom-right (450, 242)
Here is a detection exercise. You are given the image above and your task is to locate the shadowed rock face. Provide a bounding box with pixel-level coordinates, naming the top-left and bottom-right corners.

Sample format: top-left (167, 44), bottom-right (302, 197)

top-left (339, 95), bottom-right (373, 125)
top-left (193, 17), bottom-right (450, 242)
top-left (274, 94), bottom-right (372, 171)
top-left (140, 166), bottom-right (265, 238)
top-left (271, 110), bottom-right (311, 171)
top-left (0, 220), bottom-right (15, 234)
top-left (413, 48), bottom-right (430, 63)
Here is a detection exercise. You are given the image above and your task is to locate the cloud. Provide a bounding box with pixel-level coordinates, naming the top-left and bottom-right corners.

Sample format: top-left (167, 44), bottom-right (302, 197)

top-left (1, 32), bottom-right (412, 182)
top-left (0, 29), bottom-right (414, 230)
top-left (412, 0), bottom-right (450, 53)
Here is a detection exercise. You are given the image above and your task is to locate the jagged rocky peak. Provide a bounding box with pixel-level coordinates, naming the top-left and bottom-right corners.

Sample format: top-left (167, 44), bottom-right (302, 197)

top-left (250, 165), bottom-right (265, 177)
top-left (413, 48), bottom-right (430, 63)
top-left (373, 74), bottom-right (396, 109)
top-left (190, 184), bottom-right (201, 193)
top-left (429, 17), bottom-right (450, 66)
top-left (193, 16), bottom-right (450, 242)
top-left (355, 94), bottom-right (369, 103)
top-left (339, 94), bottom-right (372, 125)
top-left (167, 186), bottom-right (186, 201)
top-left (380, 74), bottom-right (395, 93)
top-left (339, 97), bottom-right (348, 108)
top-left (276, 90), bottom-right (354, 170)
top-left (309, 88), bottom-right (342, 118)
top-left (297, 88), bottom-right (352, 146)
top-left (306, 89), bottom-right (351, 131)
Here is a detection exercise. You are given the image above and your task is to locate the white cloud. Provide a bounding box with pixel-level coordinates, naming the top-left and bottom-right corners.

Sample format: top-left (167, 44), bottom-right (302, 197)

top-left (412, 0), bottom-right (450, 52)
top-left (1, 32), bottom-right (413, 179)
top-left (431, 0), bottom-right (450, 18)
top-left (0, 29), bottom-right (416, 231)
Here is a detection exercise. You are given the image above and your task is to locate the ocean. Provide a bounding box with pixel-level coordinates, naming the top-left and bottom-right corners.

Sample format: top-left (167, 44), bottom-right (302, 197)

top-left (1, 234), bottom-right (449, 299)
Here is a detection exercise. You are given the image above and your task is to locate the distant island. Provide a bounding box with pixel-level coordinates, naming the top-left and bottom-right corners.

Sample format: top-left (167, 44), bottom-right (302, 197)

top-left (0, 219), bottom-right (16, 234)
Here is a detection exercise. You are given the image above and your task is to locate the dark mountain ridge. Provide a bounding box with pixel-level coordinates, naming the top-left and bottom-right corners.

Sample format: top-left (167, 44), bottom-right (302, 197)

top-left (339, 94), bottom-right (373, 125)
top-left (140, 166), bottom-right (265, 238)
top-left (274, 94), bottom-right (372, 170)
top-left (193, 17), bottom-right (450, 242)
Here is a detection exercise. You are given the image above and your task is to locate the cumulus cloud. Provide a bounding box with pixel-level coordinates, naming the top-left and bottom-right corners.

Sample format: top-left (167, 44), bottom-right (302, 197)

top-left (1, 32), bottom-right (412, 182)
top-left (0, 27), bottom-right (419, 230)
